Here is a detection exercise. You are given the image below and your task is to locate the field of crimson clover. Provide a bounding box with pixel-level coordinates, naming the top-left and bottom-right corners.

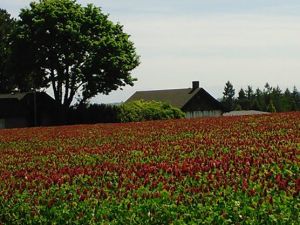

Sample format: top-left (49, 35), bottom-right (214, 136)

top-left (0, 112), bottom-right (299, 224)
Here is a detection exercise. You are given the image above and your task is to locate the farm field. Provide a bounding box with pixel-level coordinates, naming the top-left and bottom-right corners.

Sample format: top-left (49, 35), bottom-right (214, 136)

top-left (0, 112), bottom-right (299, 224)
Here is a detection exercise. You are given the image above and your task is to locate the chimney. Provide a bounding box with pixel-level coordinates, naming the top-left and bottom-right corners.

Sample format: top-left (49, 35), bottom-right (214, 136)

top-left (192, 81), bottom-right (199, 90)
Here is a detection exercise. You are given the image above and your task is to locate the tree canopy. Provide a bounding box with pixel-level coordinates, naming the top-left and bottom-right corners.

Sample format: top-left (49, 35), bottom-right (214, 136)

top-left (0, 9), bottom-right (16, 93)
top-left (222, 81), bottom-right (235, 111)
top-left (222, 81), bottom-right (300, 112)
top-left (10, 0), bottom-right (139, 107)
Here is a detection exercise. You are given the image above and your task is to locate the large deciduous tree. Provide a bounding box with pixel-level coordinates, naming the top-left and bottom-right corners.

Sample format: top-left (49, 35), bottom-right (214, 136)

top-left (0, 9), bottom-right (16, 93)
top-left (11, 0), bottom-right (139, 107)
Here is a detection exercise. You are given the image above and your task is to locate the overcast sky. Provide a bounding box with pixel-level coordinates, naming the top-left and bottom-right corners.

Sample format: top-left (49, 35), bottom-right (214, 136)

top-left (2, 0), bottom-right (300, 103)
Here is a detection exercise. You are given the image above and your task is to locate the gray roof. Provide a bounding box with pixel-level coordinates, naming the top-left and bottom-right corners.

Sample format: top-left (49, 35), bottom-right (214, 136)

top-left (0, 92), bottom-right (29, 100)
top-left (223, 110), bottom-right (270, 116)
top-left (126, 88), bottom-right (202, 109)
top-left (0, 92), bottom-right (55, 102)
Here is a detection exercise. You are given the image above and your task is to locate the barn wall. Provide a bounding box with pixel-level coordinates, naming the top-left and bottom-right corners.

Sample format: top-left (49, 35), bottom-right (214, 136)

top-left (3, 117), bottom-right (29, 129)
top-left (40, 112), bottom-right (55, 126)
top-left (185, 110), bottom-right (222, 118)
top-left (0, 119), bottom-right (5, 129)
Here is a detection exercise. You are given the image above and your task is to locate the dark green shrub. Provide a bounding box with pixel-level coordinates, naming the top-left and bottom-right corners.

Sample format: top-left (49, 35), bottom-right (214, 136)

top-left (68, 103), bottom-right (119, 124)
top-left (118, 100), bottom-right (185, 122)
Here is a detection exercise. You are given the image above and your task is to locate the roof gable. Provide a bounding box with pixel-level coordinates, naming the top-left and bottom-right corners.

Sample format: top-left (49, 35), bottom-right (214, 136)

top-left (182, 88), bottom-right (225, 111)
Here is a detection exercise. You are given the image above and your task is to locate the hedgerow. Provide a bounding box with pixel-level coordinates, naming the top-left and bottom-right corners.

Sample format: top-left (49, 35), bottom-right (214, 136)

top-left (117, 100), bottom-right (185, 122)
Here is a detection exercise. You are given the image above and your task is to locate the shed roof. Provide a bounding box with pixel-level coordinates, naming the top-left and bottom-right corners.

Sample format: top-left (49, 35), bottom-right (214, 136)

top-left (0, 92), bottom-right (29, 100)
top-left (0, 92), bottom-right (54, 101)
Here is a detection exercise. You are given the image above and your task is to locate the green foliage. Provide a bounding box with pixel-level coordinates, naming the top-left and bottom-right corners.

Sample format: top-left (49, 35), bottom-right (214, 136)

top-left (0, 9), bottom-right (16, 93)
top-left (267, 100), bottom-right (276, 113)
top-left (222, 81), bottom-right (235, 111)
top-left (236, 88), bottom-right (249, 110)
top-left (9, 0), bottom-right (139, 107)
top-left (68, 103), bottom-right (119, 124)
top-left (224, 81), bottom-right (300, 112)
top-left (118, 100), bottom-right (185, 122)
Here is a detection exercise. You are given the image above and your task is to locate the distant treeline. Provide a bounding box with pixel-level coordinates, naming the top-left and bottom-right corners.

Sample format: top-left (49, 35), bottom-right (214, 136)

top-left (222, 82), bottom-right (300, 112)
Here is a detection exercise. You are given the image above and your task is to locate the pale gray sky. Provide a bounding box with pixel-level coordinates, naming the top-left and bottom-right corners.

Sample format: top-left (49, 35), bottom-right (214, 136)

top-left (2, 0), bottom-right (300, 103)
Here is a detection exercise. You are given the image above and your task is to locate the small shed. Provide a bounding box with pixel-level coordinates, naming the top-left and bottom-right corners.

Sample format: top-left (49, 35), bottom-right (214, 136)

top-left (0, 92), bottom-right (60, 129)
top-left (126, 81), bottom-right (225, 118)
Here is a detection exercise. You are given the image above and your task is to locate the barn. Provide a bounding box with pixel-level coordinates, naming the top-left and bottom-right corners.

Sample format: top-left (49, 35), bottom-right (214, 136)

top-left (0, 92), bottom-right (60, 129)
top-left (126, 81), bottom-right (225, 118)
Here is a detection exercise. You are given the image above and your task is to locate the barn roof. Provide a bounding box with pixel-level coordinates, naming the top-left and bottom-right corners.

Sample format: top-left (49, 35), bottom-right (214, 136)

top-left (126, 88), bottom-right (200, 109)
top-left (126, 86), bottom-right (224, 111)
